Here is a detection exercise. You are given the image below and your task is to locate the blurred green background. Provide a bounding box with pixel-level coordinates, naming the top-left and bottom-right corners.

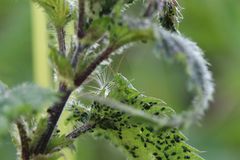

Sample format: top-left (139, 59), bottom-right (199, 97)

top-left (0, 0), bottom-right (240, 159)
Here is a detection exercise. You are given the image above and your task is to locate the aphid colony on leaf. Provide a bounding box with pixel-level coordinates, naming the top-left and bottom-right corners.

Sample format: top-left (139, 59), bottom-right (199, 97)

top-left (67, 74), bottom-right (203, 160)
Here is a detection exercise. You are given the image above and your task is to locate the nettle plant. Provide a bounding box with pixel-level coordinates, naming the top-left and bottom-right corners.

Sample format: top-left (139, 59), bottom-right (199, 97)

top-left (0, 0), bottom-right (215, 160)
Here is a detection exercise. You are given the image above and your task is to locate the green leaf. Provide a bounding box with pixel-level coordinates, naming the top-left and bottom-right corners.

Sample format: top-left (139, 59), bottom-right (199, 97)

top-left (46, 134), bottom-right (73, 154)
top-left (85, 0), bottom-right (182, 32)
top-left (0, 83), bottom-right (57, 120)
top-left (78, 74), bottom-right (204, 160)
top-left (81, 17), bottom-right (112, 46)
top-left (32, 0), bottom-right (76, 28)
top-left (31, 153), bottom-right (63, 160)
top-left (86, 0), bottom-right (124, 19)
top-left (87, 17), bottom-right (154, 48)
top-left (82, 95), bottom-right (172, 127)
top-left (49, 47), bottom-right (74, 86)
top-left (82, 0), bottom-right (147, 46)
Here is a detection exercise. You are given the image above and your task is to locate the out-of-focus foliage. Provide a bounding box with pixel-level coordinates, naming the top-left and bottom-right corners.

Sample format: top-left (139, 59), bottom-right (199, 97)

top-left (0, 0), bottom-right (32, 86)
top-left (0, 1), bottom-right (32, 159)
top-left (0, 83), bottom-right (57, 127)
top-left (0, 82), bottom-right (58, 159)
top-left (0, 84), bottom-right (57, 113)
top-left (0, 0), bottom-right (240, 160)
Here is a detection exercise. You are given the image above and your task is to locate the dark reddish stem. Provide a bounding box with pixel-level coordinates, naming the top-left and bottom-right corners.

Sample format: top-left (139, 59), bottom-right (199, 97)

top-left (34, 45), bottom-right (116, 154)
top-left (66, 123), bottom-right (95, 139)
top-left (74, 46), bottom-right (116, 86)
top-left (77, 0), bottom-right (85, 39)
top-left (56, 27), bottom-right (66, 55)
top-left (16, 120), bottom-right (30, 160)
top-left (33, 83), bottom-right (72, 154)
top-left (71, 0), bottom-right (85, 68)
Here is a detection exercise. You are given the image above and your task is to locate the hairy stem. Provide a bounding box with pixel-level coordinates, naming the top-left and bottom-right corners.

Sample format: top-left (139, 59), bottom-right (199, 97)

top-left (143, 1), bottom-right (154, 17)
top-left (74, 45), bottom-right (116, 86)
top-left (16, 120), bottom-right (30, 160)
top-left (71, 45), bottom-right (84, 68)
top-left (33, 83), bottom-right (72, 154)
top-left (34, 45), bottom-right (116, 154)
top-left (71, 0), bottom-right (86, 68)
top-left (77, 0), bottom-right (85, 39)
top-left (56, 27), bottom-right (66, 55)
top-left (66, 123), bottom-right (95, 139)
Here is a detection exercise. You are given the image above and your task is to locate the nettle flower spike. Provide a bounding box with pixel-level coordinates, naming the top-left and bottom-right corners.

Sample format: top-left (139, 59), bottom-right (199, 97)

top-left (143, 0), bottom-right (183, 32)
top-left (158, 0), bottom-right (183, 31)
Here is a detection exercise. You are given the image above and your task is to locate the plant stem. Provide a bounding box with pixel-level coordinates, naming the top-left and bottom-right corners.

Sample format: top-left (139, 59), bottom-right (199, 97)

top-left (16, 120), bottom-right (30, 160)
top-left (74, 45), bottom-right (116, 86)
top-left (56, 27), bottom-right (66, 55)
top-left (77, 0), bottom-right (85, 39)
top-left (71, 0), bottom-right (85, 68)
top-left (66, 123), bottom-right (95, 139)
top-left (33, 83), bottom-right (72, 154)
top-left (34, 45), bottom-right (116, 154)
top-left (143, 1), bottom-right (154, 17)
top-left (34, 0), bottom-right (119, 155)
